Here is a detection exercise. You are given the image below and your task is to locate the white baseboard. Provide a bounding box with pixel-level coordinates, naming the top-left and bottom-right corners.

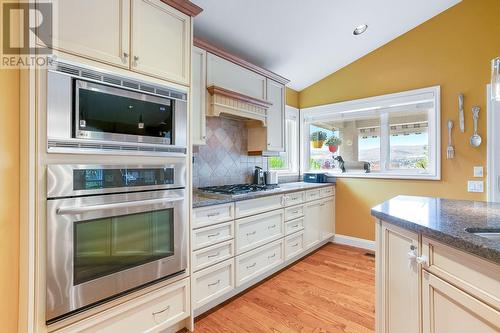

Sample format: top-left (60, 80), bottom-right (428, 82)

top-left (332, 234), bottom-right (375, 251)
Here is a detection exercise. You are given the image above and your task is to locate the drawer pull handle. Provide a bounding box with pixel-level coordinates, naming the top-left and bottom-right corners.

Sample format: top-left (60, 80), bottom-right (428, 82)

top-left (208, 252), bottom-right (220, 259)
top-left (208, 279), bottom-right (221, 287)
top-left (246, 263), bottom-right (256, 269)
top-left (152, 305), bottom-right (170, 316)
top-left (292, 224), bottom-right (299, 228)
top-left (292, 210), bottom-right (300, 214)
top-left (268, 225), bottom-right (277, 229)
top-left (268, 253), bottom-right (276, 259)
top-left (320, 203), bottom-right (326, 207)
top-left (291, 242), bottom-right (299, 247)
top-left (246, 231), bottom-right (256, 236)
top-left (207, 212), bottom-right (221, 218)
top-left (207, 232), bottom-right (220, 238)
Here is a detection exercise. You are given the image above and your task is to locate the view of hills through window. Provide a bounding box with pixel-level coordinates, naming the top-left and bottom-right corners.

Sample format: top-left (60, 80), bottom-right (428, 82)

top-left (309, 108), bottom-right (429, 173)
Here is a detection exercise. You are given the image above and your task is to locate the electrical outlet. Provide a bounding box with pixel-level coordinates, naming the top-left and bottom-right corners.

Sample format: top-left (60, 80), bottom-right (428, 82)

top-left (467, 180), bottom-right (484, 193)
top-left (473, 166), bottom-right (484, 178)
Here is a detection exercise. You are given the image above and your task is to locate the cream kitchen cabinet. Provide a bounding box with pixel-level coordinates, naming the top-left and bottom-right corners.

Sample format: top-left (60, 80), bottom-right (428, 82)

top-left (206, 53), bottom-right (266, 101)
top-left (192, 46), bottom-right (207, 145)
top-left (45, 0), bottom-right (191, 85)
top-left (319, 197), bottom-right (335, 240)
top-left (265, 79), bottom-right (286, 152)
top-left (376, 220), bottom-right (500, 333)
top-left (303, 200), bottom-right (322, 249)
top-left (376, 221), bottom-right (420, 333)
top-left (53, 278), bottom-right (190, 333)
top-left (422, 271), bottom-right (500, 333)
top-left (45, 0), bottom-right (130, 68)
top-left (131, 0), bottom-right (191, 85)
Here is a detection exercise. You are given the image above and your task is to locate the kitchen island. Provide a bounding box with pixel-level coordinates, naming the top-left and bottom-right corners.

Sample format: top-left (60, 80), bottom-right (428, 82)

top-left (371, 196), bottom-right (500, 333)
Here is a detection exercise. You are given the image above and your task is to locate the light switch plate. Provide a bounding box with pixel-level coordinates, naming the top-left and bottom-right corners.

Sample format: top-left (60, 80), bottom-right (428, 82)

top-left (473, 166), bottom-right (484, 178)
top-left (468, 180), bottom-right (484, 193)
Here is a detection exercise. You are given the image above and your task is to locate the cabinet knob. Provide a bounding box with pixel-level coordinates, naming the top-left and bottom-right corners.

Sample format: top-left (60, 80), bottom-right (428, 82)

top-left (133, 56), bottom-right (139, 66)
top-left (416, 255), bottom-right (428, 266)
top-left (122, 52), bottom-right (129, 64)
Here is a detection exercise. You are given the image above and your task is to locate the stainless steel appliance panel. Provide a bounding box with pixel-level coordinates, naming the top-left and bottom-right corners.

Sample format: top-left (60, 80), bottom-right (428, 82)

top-left (47, 163), bottom-right (186, 198)
top-left (47, 71), bottom-right (72, 140)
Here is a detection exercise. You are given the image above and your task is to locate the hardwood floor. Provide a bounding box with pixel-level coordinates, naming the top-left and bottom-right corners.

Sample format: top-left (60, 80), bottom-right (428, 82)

top-left (192, 243), bottom-right (375, 333)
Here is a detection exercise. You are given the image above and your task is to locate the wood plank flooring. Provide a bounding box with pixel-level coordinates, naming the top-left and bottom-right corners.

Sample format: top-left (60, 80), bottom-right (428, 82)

top-left (192, 243), bottom-right (375, 333)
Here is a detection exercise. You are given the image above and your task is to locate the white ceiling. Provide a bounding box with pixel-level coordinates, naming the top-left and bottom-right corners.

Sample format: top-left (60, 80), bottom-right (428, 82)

top-left (192, 0), bottom-right (461, 91)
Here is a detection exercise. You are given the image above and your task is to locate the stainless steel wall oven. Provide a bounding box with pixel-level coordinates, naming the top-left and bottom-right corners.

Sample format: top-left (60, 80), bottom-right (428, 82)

top-left (46, 163), bottom-right (187, 323)
top-left (46, 60), bottom-right (188, 155)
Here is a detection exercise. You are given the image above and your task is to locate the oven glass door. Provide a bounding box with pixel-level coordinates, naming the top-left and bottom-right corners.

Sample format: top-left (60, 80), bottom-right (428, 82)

top-left (74, 208), bottom-right (174, 285)
top-left (75, 80), bottom-right (174, 144)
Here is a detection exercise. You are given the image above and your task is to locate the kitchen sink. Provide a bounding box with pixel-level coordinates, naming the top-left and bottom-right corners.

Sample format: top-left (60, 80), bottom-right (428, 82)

top-left (465, 228), bottom-right (500, 241)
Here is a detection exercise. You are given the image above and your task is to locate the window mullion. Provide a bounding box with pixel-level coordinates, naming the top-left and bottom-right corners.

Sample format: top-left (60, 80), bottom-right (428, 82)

top-left (380, 113), bottom-right (390, 172)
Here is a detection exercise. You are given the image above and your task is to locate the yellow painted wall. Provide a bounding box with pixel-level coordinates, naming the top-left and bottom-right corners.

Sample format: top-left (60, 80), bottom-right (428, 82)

top-left (0, 0), bottom-right (20, 330)
top-left (286, 87), bottom-right (300, 108)
top-left (0, 27), bottom-right (20, 333)
top-left (299, 0), bottom-right (500, 240)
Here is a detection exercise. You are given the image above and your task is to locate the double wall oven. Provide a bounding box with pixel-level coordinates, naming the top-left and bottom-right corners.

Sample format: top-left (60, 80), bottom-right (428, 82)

top-left (44, 60), bottom-right (189, 322)
top-left (46, 164), bottom-right (188, 322)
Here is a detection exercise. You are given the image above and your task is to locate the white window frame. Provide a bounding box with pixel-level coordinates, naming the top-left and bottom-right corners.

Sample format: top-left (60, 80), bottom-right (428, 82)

top-left (269, 106), bottom-right (300, 175)
top-left (300, 86), bottom-right (441, 180)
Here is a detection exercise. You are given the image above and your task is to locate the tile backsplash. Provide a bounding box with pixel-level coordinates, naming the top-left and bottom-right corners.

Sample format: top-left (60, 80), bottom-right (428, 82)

top-left (193, 117), bottom-right (268, 188)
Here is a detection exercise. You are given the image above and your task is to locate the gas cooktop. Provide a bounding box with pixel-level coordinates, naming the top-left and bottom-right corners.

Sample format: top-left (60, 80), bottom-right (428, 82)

top-left (198, 184), bottom-right (280, 196)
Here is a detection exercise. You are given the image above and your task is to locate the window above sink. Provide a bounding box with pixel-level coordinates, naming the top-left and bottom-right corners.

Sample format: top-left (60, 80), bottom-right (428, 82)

top-left (301, 86), bottom-right (441, 180)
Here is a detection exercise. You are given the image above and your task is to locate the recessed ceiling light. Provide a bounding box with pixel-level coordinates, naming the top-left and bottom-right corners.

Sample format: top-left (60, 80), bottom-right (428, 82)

top-left (353, 24), bottom-right (368, 36)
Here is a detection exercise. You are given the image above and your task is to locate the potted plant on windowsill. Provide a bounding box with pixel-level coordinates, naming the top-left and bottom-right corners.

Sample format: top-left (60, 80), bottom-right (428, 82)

top-left (310, 131), bottom-right (328, 148)
top-left (324, 136), bottom-right (342, 153)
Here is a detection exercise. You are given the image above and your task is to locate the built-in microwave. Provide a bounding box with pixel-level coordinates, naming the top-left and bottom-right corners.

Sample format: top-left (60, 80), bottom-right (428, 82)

top-left (46, 60), bottom-right (188, 155)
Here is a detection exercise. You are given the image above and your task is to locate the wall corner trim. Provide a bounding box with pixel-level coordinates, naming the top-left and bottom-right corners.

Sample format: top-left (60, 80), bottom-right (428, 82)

top-left (332, 234), bottom-right (375, 251)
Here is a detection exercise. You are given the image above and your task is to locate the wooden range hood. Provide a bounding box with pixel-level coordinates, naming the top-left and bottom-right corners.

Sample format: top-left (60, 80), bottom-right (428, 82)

top-left (206, 85), bottom-right (273, 125)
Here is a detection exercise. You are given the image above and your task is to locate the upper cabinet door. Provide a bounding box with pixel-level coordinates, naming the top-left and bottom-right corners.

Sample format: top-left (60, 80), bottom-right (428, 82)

top-left (266, 79), bottom-right (285, 152)
top-left (206, 53), bottom-right (266, 101)
top-left (48, 0), bottom-right (130, 67)
top-left (131, 0), bottom-right (191, 85)
top-left (192, 46), bottom-right (207, 146)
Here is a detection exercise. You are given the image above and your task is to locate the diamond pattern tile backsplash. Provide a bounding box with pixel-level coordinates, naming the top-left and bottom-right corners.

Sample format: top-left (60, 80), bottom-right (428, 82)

top-left (193, 117), bottom-right (268, 188)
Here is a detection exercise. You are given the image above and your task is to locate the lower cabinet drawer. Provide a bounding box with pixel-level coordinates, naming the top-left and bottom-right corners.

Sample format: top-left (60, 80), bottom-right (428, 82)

top-left (235, 209), bottom-right (284, 254)
top-left (192, 259), bottom-right (234, 310)
top-left (55, 278), bottom-right (190, 333)
top-left (235, 195), bottom-right (284, 218)
top-left (284, 205), bottom-right (304, 222)
top-left (284, 191), bottom-right (304, 207)
top-left (235, 239), bottom-right (284, 287)
top-left (192, 221), bottom-right (233, 251)
top-left (285, 217), bottom-right (304, 235)
top-left (305, 189), bottom-right (321, 202)
top-left (422, 237), bottom-right (500, 309)
top-left (319, 186), bottom-right (335, 198)
top-left (192, 240), bottom-right (234, 272)
top-left (285, 231), bottom-right (304, 260)
top-left (193, 203), bottom-right (234, 229)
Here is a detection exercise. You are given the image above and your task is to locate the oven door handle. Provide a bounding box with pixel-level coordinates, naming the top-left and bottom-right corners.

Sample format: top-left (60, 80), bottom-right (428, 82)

top-left (56, 197), bottom-right (184, 215)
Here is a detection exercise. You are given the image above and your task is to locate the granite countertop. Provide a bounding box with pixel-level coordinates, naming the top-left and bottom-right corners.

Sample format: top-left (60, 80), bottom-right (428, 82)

top-left (371, 195), bottom-right (500, 265)
top-left (193, 182), bottom-right (335, 209)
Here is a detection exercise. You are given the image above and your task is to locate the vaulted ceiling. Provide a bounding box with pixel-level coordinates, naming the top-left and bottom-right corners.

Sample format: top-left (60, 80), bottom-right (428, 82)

top-left (192, 0), bottom-right (461, 91)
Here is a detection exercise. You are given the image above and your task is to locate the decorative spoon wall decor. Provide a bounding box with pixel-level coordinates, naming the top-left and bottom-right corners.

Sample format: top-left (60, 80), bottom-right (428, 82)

top-left (470, 106), bottom-right (482, 147)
